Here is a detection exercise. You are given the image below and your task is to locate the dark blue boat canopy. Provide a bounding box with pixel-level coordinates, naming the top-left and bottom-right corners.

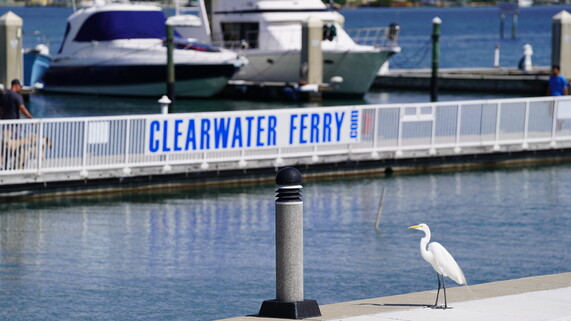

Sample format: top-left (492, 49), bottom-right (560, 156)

top-left (74, 11), bottom-right (168, 41)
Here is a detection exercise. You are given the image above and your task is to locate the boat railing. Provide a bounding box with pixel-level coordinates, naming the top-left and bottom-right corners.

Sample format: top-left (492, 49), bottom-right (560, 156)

top-left (212, 24), bottom-right (400, 51)
top-left (2, 96), bottom-right (571, 185)
top-left (346, 26), bottom-right (399, 48)
top-left (212, 29), bottom-right (294, 51)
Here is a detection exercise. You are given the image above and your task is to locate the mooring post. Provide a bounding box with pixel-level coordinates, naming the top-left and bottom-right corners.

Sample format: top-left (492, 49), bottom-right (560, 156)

top-left (512, 13), bottom-right (518, 39)
top-left (0, 11), bottom-right (23, 87)
top-left (430, 17), bottom-right (441, 103)
top-left (166, 21), bottom-right (175, 112)
top-left (552, 10), bottom-right (571, 79)
top-left (500, 13), bottom-right (505, 39)
top-left (300, 16), bottom-right (323, 102)
top-left (494, 44), bottom-right (500, 68)
top-left (158, 95), bottom-right (171, 115)
top-left (521, 43), bottom-right (533, 72)
top-left (258, 167), bottom-right (321, 319)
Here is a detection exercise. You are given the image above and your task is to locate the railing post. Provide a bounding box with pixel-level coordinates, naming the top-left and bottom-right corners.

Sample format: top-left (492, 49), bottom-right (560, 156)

top-left (551, 98), bottom-right (559, 148)
top-left (429, 105), bottom-right (437, 155)
top-left (522, 101), bottom-right (530, 149)
top-left (396, 107), bottom-right (404, 157)
top-left (123, 118), bottom-right (131, 175)
top-left (36, 120), bottom-right (43, 173)
top-left (239, 149), bottom-right (247, 168)
top-left (275, 148), bottom-right (283, 167)
top-left (258, 167), bottom-right (321, 319)
top-left (454, 104), bottom-right (462, 153)
top-left (81, 119), bottom-right (89, 178)
top-left (200, 151), bottom-right (208, 170)
top-left (312, 145), bottom-right (319, 163)
top-left (494, 102), bottom-right (502, 151)
top-left (372, 107), bottom-right (380, 158)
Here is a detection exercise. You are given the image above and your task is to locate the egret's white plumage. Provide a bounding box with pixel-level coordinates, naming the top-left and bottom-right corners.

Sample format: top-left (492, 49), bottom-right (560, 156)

top-left (408, 223), bottom-right (466, 308)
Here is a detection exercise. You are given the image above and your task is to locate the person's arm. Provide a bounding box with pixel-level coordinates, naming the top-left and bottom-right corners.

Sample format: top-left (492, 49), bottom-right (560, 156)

top-left (19, 104), bottom-right (33, 119)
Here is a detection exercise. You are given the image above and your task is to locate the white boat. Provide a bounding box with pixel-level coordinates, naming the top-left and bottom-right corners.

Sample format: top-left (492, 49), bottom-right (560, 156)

top-left (191, 0), bottom-right (401, 97)
top-left (518, 0), bottom-right (533, 8)
top-left (42, 3), bottom-right (247, 98)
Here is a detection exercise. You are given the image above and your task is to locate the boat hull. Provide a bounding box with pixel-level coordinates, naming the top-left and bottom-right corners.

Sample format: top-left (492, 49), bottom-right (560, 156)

top-left (23, 51), bottom-right (52, 87)
top-left (42, 64), bottom-right (238, 97)
top-left (232, 50), bottom-right (396, 96)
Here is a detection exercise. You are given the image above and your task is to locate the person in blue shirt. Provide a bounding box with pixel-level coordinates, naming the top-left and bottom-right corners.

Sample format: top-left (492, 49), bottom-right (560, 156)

top-left (547, 65), bottom-right (569, 96)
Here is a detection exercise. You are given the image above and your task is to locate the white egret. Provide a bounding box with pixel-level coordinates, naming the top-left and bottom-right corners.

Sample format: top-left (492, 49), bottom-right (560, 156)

top-left (408, 223), bottom-right (467, 309)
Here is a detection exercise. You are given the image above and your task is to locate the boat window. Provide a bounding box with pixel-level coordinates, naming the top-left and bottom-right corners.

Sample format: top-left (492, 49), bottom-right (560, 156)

top-left (74, 11), bottom-right (170, 41)
top-left (58, 22), bottom-right (71, 54)
top-left (220, 22), bottom-right (259, 49)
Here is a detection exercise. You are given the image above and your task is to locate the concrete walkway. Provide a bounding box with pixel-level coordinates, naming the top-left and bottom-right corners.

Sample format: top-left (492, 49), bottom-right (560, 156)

top-left (221, 272), bottom-right (571, 321)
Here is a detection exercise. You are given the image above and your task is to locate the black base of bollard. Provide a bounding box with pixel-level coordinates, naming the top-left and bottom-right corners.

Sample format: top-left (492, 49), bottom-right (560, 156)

top-left (258, 299), bottom-right (321, 319)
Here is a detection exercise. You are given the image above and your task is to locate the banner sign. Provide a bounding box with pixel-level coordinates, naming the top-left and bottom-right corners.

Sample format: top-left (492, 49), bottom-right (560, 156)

top-left (145, 108), bottom-right (360, 154)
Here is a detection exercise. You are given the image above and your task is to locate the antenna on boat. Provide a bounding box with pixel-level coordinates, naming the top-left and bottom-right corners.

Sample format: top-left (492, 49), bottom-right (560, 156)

top-left (198, 0), bottom-right (211, 39)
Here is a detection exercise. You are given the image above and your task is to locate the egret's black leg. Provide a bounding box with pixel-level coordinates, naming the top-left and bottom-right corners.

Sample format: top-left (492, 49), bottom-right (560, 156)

top-left (433, 273), bottom-right (441, 308)
top-left (442, 276), bottom-right (448, 309)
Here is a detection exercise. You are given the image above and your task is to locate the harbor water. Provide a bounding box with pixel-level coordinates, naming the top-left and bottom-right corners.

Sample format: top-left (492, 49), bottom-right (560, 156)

top-left (0, 4), bottom-right (570, 321)
top-left (1, 5), bottom-right (570, 117)
top-left (1, 165), bottom-right (571, 320)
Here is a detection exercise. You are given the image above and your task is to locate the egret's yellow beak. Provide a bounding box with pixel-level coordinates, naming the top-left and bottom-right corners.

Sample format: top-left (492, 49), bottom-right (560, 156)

top-left (408, 225), bottom-right (421, 229)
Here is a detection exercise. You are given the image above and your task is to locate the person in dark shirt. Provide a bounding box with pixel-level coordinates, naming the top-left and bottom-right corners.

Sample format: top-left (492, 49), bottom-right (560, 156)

top-left (1, 79), bottom-right (33, 119)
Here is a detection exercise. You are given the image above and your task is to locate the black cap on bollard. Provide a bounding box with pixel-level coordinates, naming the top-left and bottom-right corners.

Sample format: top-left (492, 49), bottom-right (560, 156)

top-left (276, 168), bottom-right (302, 203)
top-left (276, 167), bottom-right (302, 186)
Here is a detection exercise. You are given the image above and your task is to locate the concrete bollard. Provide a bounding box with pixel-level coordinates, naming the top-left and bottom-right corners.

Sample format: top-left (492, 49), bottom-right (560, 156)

top-left (258, 167), bottom-right (321, 319)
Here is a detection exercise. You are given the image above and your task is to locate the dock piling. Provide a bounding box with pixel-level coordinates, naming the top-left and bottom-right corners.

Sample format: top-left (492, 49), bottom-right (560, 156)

top-left (512, 13), bottom-right (518, 39)
top-left (300, 16), bottom-right (323, 102)
top-left (430, 17), bottom-right (441, 103)
top-left (500, 13), bottom-right (505, 39)
top-left (258, 167), bottom-right (321, 319)
top-left (494, 44), bottom-right (500, 68)
top-left (552, 10), bottom-right (571, 80)
top-left (0, 11), bottom-right (23, 87)
top-left (166, 21), bottom-right (175, 112)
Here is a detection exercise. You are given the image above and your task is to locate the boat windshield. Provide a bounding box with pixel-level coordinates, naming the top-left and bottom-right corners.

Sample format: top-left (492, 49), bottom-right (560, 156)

top-left (74, 10), bottom-right (171, 41)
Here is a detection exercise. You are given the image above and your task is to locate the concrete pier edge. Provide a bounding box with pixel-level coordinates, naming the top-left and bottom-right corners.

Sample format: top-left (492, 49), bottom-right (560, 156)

top-left (221, 272), bottom-right (571, 321)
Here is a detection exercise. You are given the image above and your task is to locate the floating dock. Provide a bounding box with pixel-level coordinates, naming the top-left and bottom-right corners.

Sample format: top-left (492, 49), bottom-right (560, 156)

top-left (373, 66), bottom-right (551, 94)
top-left (2, 95), bottom-right (571, 200)
top-left (221, 272), bottom-right (571, 321)
top-left (217, 67), bottom-right (552, 100)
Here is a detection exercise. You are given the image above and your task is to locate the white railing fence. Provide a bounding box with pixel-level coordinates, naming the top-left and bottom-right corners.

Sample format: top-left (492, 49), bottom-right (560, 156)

top-left (2, 96), bottom-right (571, 182)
